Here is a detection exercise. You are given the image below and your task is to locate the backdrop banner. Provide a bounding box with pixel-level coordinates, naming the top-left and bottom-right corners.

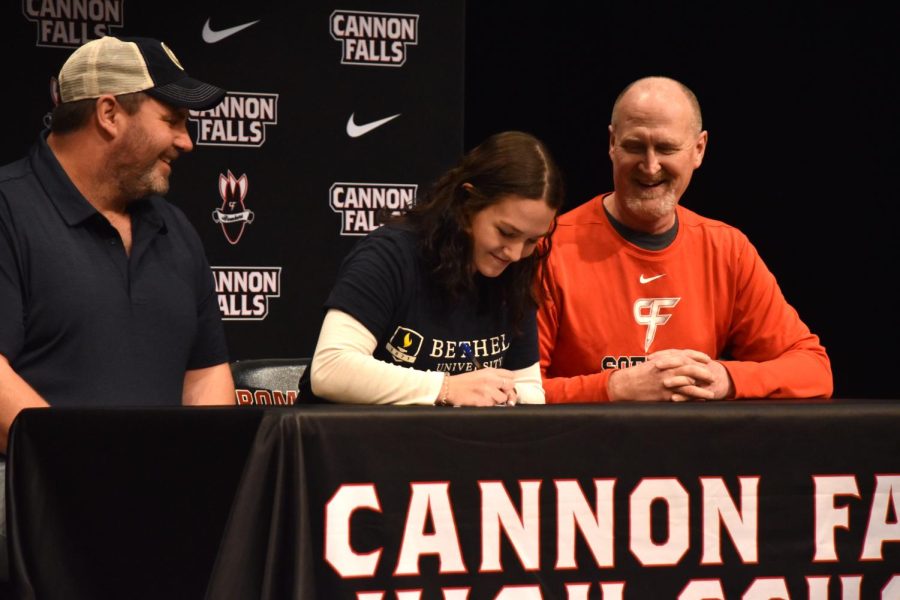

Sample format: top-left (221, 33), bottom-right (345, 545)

top-left (7, 0), bottom-right (465, 370)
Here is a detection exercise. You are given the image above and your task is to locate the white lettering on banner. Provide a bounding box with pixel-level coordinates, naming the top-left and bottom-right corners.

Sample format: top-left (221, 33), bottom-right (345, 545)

top-left (807, 575), bottom-right (862, 600)
top-left (862, 475), bottom-right (900, 560)
top-left (325, 475), bottom-right (898, 595)
top-left (567, 582), bottom-right (625, 600)
top-left (23, 0), bottom-right (124, 48)
top-left (884, 576), bottom-right (900, 599)
top-left (357, 583), bottom-right (626, 599)
top-left (700, 476), bottom-right (759, 564)
top-left (629, 478), bottom-right (691, 566)
top-left (330, 10), bottom-right (419, 67)
top-left (211, 266), bottom-right (281, 321)
top-left (189, 92), bottom-right (279, 148)
top-left (813, 475), bottom-right (859, 562)
top-left (351, 576), bottom-right (897, 598)
top-left (678, 580), bottom-right (725, 600)
top-left (325, 484), bottom-right (383, 578)
top-left (812, 473), bottom-right (900, 562)
top-left (324, 476), bottom-right (760, 578)
top-left (556, 479), bottom-right (616, 569)
top-left (742, 577), bottom-right (791, 599)
top-left (330, 183), bottom-right (417, 236)
top-left (480, 481), bottom-right (542, 572)
top-left (396, 483), bottom-right (466, 575)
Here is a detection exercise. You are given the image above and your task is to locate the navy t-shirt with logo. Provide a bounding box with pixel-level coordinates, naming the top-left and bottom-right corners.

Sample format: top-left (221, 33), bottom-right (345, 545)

top-left (325, 225), bottom-right (538, 376)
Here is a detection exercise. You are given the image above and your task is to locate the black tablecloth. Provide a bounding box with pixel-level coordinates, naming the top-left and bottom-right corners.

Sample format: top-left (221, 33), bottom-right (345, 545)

top-left (6, 401), bottom-right (900, 599)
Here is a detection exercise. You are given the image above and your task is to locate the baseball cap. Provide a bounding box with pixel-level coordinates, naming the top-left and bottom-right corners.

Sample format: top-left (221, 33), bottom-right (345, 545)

top-left (56, 36), bottom-right (226, 110)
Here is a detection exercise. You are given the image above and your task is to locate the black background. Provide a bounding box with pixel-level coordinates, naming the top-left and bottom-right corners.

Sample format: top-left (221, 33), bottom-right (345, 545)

top-left (2, 2), bottom-right (898, 398)
top-left (464, 2), bottom-right (900, 399)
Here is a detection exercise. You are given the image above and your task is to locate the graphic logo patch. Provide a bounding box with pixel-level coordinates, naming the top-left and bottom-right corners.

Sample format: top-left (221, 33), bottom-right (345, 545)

top-left (202, 18), bottom-right (260, 44)
top-left (346, 112), bottom-right (400, 138)
top-left (189, 92), bottom-right (278, 147)
top-left (23, 0), bottom-right (125, 48)
top-left (330, 182), bottom-right (417, 236)
top-left (639, 273), bottom-right (666, 284)
top-left (212, 266), bottom-right (281, 321)
top-left (330, 10), bottom-right (419, 66)
top-left (386, 326), bottom-right (424, 364)
top-left (634, 297), bottom-right (680, 352)
top-left (212, 171), bottom-right (254, 244)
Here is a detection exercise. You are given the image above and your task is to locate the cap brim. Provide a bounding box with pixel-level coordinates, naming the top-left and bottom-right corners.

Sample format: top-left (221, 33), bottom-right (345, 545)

top-left (146, 77), bottom-right (226, 110)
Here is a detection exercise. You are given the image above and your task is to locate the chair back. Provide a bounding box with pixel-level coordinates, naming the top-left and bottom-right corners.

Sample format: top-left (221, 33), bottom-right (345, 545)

top-left (230, 358), bottom-right (310, 406)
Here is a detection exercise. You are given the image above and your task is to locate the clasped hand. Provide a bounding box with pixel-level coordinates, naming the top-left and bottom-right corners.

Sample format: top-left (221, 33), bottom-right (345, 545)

top-left (608, 349), bottom-right (734, 402)
top-left (444, 368), bottom-right (518, 407)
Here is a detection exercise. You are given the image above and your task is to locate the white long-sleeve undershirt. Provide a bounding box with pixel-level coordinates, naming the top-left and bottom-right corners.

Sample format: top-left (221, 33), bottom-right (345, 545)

top-left (310, 309), bottom-right (545, 405)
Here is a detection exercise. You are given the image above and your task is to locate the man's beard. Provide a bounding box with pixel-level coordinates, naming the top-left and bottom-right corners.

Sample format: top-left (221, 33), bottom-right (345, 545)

top-left (117, 164), bottom-right (170, 199)
top-left (111, 127), bottom-right (172, 201)
top-left (624, 192), bottom-right (677, 221)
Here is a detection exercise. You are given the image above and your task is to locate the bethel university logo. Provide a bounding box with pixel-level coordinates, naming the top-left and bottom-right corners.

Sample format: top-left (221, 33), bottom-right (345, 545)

top-left (386, 326), bottom-right (424, 364)
top-left (212, 170), bottom-right (254, 245)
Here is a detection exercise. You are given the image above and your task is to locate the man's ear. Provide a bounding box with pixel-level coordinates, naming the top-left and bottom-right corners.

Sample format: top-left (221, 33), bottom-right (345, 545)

top-left (693, 130), bottom-right (708, 168)
top-left (608, 124), bottom-right (616, 159)
top-left (94, 95), bottom-right (121, 137)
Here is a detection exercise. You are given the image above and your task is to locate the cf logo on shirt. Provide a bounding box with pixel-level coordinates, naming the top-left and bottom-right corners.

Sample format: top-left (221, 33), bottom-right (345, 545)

top-left (633, 298), bottom-right (680, 352)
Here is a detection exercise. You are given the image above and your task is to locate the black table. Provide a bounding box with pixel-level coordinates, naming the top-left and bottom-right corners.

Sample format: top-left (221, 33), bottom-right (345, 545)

top-left (6, 401), bottom-right (900, 599)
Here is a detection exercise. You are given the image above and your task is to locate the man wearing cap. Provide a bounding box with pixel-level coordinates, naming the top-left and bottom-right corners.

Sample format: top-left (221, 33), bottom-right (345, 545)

top-left (538, 76), bottom-right (832, 403)
top-left (0, 36), bottom-right (236, 453)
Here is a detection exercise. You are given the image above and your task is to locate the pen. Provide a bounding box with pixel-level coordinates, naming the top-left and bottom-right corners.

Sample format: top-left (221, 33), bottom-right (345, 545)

top-left (460, 342), bottom-right (513, 406)
top-left (459, 342), bottom-right (483, 369)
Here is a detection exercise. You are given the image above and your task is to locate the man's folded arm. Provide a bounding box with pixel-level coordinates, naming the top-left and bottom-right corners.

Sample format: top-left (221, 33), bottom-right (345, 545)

top-left (182, 363), bottom-right (236, 406)
top-left (0, 355), bottom-right (49, 452)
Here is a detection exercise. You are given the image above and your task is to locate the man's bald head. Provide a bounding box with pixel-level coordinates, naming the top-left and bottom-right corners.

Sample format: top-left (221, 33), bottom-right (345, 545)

top-left (611, 77), bottom-right (703, 134)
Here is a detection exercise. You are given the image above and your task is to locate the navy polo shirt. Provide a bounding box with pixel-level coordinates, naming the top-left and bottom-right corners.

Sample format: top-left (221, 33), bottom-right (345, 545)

top-left (0, 132), bottom-right (228, 407)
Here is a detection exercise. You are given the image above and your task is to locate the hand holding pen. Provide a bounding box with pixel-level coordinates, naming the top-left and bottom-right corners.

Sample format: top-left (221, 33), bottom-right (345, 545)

top-left (458, 342), bottom-right (517, 406)
top-left (460, 342), bottom-right (484, 369)
top-left (434, 343), bottom-right (517, 407)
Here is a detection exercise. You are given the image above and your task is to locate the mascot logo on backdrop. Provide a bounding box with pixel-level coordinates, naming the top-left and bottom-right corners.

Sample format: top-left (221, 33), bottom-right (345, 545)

top-left (330, 10), bottom-right (419, 66)
top-left (211, 266), bottom-right (281, 321)
top-left (189, 92), bottom-right (279, 148)
top-left (212, 171), bottom-right (254, 245)
top-left (386, 327), bottom-right (424, 364)
top-left (330, 183), bottom-right (417, 236)
top-left (23, 0), bottom-right (125, 48)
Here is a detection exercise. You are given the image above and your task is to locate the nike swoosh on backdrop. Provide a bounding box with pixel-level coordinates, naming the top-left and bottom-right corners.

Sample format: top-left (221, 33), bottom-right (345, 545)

top-left (202, 18), bottom-right (261, 44)
top-left (639, 274), bottom-right (666, 284)
top-left (346, 112), bottom-right (401, 138)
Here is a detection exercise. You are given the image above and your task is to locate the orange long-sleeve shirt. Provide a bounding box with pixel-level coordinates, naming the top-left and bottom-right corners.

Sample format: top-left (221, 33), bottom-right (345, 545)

top-left (538, 195), bottom-right (832, 402)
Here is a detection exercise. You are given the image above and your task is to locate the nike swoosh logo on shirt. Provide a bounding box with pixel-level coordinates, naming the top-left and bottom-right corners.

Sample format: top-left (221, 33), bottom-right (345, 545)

top-left (202, 18), bottom-right (261, 44)
top-left (346, 112), bottom-right (401, 138)
top-left (639, 274), bottom-right (666, 284)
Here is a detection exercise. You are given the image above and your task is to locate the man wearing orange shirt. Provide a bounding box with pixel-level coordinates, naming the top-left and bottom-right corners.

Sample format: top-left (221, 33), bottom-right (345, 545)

top-left (538, 76), bottom-right (832, 402)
